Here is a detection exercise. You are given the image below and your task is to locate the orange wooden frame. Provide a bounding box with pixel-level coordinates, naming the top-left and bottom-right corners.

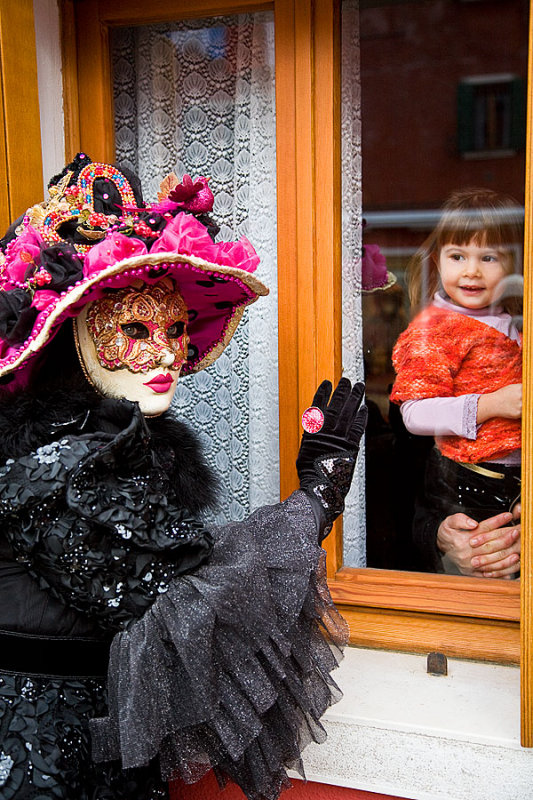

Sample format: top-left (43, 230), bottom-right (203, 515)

top-left (62, 0), bottom-right (523, 675)
top-left (521, 0), bottom-right (533, 748)
top-left (0, 0), bottom-right (43, 232)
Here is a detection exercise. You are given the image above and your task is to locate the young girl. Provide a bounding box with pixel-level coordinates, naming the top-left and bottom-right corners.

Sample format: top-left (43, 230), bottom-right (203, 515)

top-left (390, 188), bottom-right (522, 563)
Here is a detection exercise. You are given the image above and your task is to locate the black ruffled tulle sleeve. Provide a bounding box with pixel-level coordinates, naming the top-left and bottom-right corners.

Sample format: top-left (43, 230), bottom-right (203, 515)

top-left (0, 404), bottom-right (213, 629)
top-left (90, 491), bottom-right (349, 800)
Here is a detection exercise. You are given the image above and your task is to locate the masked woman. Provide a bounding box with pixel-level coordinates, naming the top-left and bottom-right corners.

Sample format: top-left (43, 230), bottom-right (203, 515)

top-left (0, 154), bottom-right (366, 800)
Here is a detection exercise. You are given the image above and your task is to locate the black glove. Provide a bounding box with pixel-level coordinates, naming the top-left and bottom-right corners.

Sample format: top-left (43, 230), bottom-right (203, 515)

top-left (296, 378), bottom-right (367, 537)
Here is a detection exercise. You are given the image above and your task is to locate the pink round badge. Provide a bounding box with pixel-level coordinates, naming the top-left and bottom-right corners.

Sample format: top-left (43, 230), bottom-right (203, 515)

top-left (301, 406), bottom-right (324, 434)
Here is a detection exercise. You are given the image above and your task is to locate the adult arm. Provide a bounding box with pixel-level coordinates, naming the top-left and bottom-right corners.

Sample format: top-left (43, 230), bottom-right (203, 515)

top-left (296, 378), bottom-right (368, 538)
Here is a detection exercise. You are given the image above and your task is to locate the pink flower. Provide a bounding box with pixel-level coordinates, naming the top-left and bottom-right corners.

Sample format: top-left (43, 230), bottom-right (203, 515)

top-left (75, 212), bottom-right (261, 280)
top-left (215, 237), bottom-right (260, 273)
top-left (151, 213), bottom-right (217, 261)
top-left (167, 175), bottom-right (214, 213)
top-left (32, 290), bottom-right (59, 310)
top-left (3, 226), bottom-right (43, 287)
top-left (83, 233), bottom-right (148, 277)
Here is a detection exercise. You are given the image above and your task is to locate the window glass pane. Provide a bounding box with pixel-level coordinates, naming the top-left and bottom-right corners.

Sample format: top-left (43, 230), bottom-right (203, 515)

top-left (111, 13), bottom-right (279, 524)
top-left (342, 0), bottom-right (528, 575)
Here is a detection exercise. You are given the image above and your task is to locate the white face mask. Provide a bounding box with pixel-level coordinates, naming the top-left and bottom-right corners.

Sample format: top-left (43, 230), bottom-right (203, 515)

top-left (74, 278), bottom-right (189, 416)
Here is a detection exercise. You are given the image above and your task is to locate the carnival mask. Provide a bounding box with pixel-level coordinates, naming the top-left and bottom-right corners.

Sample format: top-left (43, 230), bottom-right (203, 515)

top-left (74, 277), bottom-right (189, 416)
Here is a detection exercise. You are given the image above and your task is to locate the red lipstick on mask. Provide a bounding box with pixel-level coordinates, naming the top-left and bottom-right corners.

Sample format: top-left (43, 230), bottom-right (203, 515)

top-left (143, 373), bottom-right (174, 393)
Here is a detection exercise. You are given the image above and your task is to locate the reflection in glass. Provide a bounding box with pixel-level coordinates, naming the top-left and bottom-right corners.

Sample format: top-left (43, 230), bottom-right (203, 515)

top-left (110, 14), bottom-right (279, 524)
top-left (341, 0), bottom-right (528, 575)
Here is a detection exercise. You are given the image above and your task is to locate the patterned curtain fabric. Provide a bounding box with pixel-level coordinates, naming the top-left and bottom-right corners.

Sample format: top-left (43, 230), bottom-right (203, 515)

top-left (341, 0), bottom-right (366, 566)
top-left (111, 13), bottom-right (279, 524)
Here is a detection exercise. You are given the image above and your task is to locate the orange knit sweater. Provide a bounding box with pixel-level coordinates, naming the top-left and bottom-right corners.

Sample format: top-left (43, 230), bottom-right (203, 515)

top-left (391, 305), bottom-right (522, 463)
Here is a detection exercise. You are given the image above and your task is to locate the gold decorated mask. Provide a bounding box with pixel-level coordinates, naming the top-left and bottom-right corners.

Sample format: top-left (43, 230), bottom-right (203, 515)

top-left (86, 278), bottom-right (189, 373)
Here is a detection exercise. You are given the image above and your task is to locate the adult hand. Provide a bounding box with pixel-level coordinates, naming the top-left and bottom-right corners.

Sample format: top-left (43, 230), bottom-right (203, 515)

top-left (296, 378), bottom-right (367, 534)
top-left (437, 510), bottom-right (520, 579)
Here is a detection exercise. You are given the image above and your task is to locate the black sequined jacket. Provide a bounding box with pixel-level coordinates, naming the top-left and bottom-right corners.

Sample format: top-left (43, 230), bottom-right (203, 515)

top-left (0, 384), bottom-right (217, 639)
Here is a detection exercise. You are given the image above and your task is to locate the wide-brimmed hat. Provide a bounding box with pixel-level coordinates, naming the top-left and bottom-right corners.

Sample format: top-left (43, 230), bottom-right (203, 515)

top-left (0, 154), bottom-right (268, 388)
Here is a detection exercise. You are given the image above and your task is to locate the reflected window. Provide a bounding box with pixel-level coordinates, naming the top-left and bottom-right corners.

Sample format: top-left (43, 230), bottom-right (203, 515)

top-left (458, 74), bottom-right (526, 157)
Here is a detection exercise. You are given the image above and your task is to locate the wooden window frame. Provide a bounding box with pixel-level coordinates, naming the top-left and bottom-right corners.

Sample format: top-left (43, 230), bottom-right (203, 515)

top-left (60, 0), bottom-right (532, 743)
top-left (0, 0), bottom-right (43, 233)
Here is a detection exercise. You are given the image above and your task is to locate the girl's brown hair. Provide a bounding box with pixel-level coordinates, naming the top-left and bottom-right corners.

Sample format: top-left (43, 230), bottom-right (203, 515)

top-left (407, 188), bottom-right (524, 314)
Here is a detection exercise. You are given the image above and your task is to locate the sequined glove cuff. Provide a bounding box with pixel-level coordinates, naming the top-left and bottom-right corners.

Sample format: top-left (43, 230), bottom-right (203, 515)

top-left (304, 451), bottom-right (357, 539)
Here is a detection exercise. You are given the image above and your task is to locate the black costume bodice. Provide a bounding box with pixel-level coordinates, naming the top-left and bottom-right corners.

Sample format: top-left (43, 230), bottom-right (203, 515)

top-left (0, 388), bottom-right (217, 637)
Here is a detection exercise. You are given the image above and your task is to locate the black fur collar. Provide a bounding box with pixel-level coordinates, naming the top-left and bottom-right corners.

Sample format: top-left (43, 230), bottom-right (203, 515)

top-left (0, 375), bottom-right (218, 515)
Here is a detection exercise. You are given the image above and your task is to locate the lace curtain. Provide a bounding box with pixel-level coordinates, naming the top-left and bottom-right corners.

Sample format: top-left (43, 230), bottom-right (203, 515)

top-left (111, 14), bottom-right (279, 524)
top-left (341, 0), bottom-right (366, 566)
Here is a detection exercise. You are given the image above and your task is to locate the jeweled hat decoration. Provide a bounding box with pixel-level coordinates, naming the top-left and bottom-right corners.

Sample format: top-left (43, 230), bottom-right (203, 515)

top-left (0, 153), bottom-right (268, 388)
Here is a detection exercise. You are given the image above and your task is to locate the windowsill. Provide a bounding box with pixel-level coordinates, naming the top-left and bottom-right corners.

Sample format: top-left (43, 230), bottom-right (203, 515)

top-left (293, 646), bottom-right (533, 800)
